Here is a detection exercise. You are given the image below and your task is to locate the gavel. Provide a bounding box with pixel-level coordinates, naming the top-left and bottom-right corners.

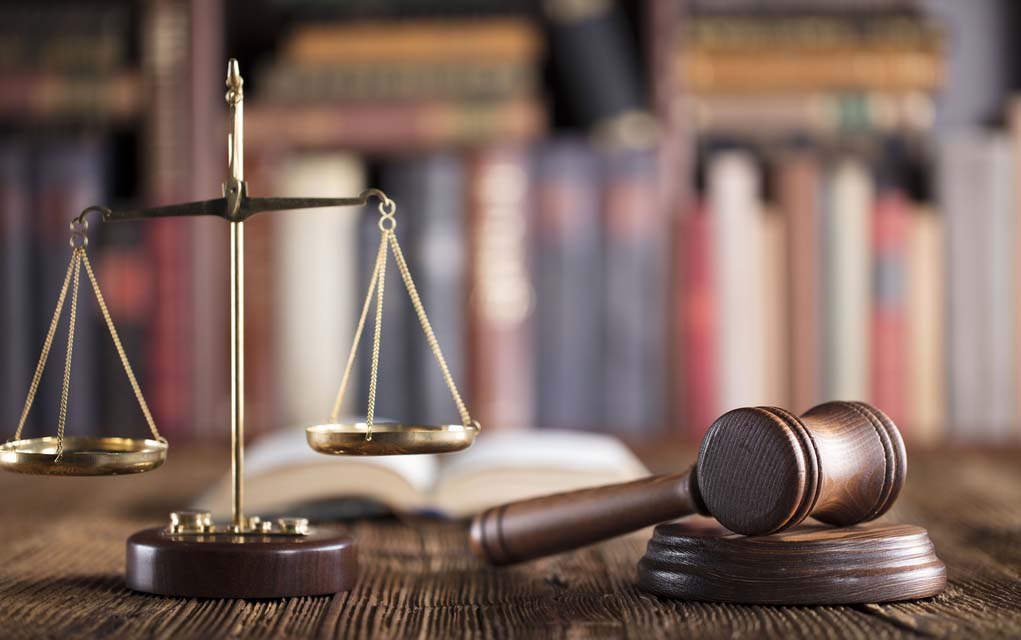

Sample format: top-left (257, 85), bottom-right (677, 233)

top-left (470, 401), bottom-right (906, 565)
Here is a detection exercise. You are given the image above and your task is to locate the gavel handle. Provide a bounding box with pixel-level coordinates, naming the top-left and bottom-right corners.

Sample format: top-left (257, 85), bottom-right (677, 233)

top-left (469, 468), bottom-right (705, 565)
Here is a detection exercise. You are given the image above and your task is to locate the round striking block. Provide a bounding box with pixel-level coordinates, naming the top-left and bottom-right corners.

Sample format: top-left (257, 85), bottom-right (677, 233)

top-left (638, 519), bottom-right (946, 605)
top-left (125, 526), bottom-right (357, 598)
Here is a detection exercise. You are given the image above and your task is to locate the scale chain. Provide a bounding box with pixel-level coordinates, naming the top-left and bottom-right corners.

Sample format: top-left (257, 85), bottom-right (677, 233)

top-left (11, 241), bottom-right (162, 453)
top-left (82, 251), bottom-right (162, 443)
top-left (328, 197), bottom-right (474, 438)
top-left (55, 250), bottom-right (83, 457)
top-left (365, 230), bottom-right (390, 438)
top-left (387, 232), bottom-right (473, 429)
top-left (329, 232), bottom-right (388, 423)
top-left (13, 249), bottom-right (78, 443)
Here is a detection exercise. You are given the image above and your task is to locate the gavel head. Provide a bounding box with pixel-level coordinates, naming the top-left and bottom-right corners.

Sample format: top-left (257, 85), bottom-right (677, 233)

top-left (694, 401), bottom-right (906, 536)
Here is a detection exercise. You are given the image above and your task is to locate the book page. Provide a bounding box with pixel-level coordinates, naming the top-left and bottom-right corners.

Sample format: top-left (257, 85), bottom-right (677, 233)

top-left (431, 429), bottom-right (649, 517)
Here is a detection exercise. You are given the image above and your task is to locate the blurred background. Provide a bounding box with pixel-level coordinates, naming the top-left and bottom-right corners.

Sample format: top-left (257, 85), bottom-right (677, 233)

top-left (1, 0), bottom-right (1018, 449)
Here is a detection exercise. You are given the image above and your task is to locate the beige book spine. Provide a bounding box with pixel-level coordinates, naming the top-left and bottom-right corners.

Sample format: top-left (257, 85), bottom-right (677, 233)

top-left (778, 151), bottom-right (822, 412)
top-left (905, 206), bottom-right (945, 445)
top-left (1008, 96), bottom-right (1021, 439)
top-left (760, 206), bottom-right (789, 408)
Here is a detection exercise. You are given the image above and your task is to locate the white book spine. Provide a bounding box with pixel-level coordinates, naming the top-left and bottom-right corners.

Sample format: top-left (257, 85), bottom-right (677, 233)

top-left (274, 154), bottom-right (366, 427)
top-left (708, 151), bottom-right (766, 410)
top-left (760, 207), bottom-right (788, 408)
top-left (825, 158), bottom-right (872, 401)
top-left (1011, 97), bottom-right (1021, 440)
top-left (942, 136), bottom-right (985, 439)
top-left (984, 136), bottom-right (1018, 440)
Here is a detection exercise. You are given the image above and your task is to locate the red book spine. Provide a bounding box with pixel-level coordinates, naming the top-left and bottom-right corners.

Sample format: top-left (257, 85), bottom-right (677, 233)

top-left (676, 202), bottom-right (717, 439)
top-left (466, 145), bottom-right (535, 430)
top-left (142, 0), bottom-right (194, 439)
top-left (241, 150), bottom-right (278, 440)
top-left (871, 191), bottom-right (909, 429)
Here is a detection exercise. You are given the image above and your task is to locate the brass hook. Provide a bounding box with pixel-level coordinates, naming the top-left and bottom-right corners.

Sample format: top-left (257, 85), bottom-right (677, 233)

top-left (74, 205), bottom-right (111, 226)
top-left (359, 188), bottom-right (394, 209)
top-left (70, 206), bottom-right (111, 249)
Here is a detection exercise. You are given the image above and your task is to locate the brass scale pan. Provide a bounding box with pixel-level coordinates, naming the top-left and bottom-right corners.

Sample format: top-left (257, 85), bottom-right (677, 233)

top-left (0, 437), bottom-right (168, 476)
top-left (306, 422), bottom-right (479, 456)
top-left (1, 422), bottom-right (476, 476)
top-left (2, 424), bottom-right (475, 477)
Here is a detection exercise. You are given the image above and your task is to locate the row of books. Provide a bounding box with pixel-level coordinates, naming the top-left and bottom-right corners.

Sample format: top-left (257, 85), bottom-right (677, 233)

top-left (242, 139), bottom-right (668, 440)
top-left (670, 2), bottom-right (1019, 444)
top-left (7, 0), bottom-right (1016, 449)
top-left (939, 120), bottom-right (1021, 445)
top-left (0, 135), bottom-right (669, 441)
top-left (679, 129), bottom-right (1021, 445)
top-left (5, 133), bottom-right (1018, 445)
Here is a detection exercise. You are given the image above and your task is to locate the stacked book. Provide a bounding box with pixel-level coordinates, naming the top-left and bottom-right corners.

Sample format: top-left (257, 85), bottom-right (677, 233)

top-left (0, 4), bottom-right (140, 122)
top-left (245, 19), bottom-right (547, 151)
top-left (680, 11), bottom-right (944, 137)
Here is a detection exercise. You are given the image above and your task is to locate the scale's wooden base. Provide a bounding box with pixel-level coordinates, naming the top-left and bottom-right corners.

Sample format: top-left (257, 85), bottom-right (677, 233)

top-left (638, 519), bottom-right (946, 605)
top-left (125, 527), bottom-right (357, 598)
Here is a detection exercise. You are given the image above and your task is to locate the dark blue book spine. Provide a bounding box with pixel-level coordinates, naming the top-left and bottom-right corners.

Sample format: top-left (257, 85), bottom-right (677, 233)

top-left (535, 138), bottom-right (604, 429)
top-left (357, 166), bottom-right (414, 423)
top-left (601, 147), bottom-right (667, 435)
top-left (33, 139), bottom-right (105, 437)
top-left (402, 153), bottom-right (468, 426)
top-left (93, 203), bottom-right (149, 438)
top-left (0, 142), bottom-right (31, 432)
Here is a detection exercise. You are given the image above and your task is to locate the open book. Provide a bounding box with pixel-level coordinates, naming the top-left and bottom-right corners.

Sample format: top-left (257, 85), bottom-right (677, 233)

top-left (196, 427), bottom-right (649, 519)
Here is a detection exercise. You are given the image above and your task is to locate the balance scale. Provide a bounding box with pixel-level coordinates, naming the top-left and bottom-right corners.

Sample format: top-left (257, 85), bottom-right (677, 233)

top-left (0, 59), bottom-right (480, 598)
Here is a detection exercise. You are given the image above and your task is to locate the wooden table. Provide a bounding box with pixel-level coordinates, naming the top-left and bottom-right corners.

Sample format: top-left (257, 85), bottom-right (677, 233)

top-left (1, 446), bottom-right (1019, 639)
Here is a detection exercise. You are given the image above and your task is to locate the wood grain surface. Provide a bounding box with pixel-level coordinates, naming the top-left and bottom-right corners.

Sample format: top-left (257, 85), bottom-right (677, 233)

top-left (0, 446), bottom-right (1018, 639)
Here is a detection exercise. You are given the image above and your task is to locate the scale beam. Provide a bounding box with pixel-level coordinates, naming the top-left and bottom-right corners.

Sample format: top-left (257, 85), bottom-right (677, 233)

top-left (83, 190), bottom-right (388, 224)
top-left (86, 189), bottom-right (390, 225)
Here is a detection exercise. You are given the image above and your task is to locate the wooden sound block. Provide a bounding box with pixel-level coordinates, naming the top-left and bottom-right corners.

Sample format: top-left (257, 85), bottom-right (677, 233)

top-left (125, 526), bottom-right (357, 598)
top-left (637, 519), bottom-right (946, 605)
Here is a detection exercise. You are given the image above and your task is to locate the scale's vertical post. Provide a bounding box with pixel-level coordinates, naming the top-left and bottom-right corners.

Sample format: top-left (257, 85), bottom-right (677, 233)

top-left (226, 59), bottom-right (245, 529)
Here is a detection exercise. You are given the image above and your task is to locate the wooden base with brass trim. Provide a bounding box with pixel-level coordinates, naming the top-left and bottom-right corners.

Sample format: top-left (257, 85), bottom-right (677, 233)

top-left (125, 525), bottom-right (357, 599)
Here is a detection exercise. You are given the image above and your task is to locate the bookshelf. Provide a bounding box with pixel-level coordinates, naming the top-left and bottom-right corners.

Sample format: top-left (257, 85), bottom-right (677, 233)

top-left (2, 0), bottom-right (1020, 448)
